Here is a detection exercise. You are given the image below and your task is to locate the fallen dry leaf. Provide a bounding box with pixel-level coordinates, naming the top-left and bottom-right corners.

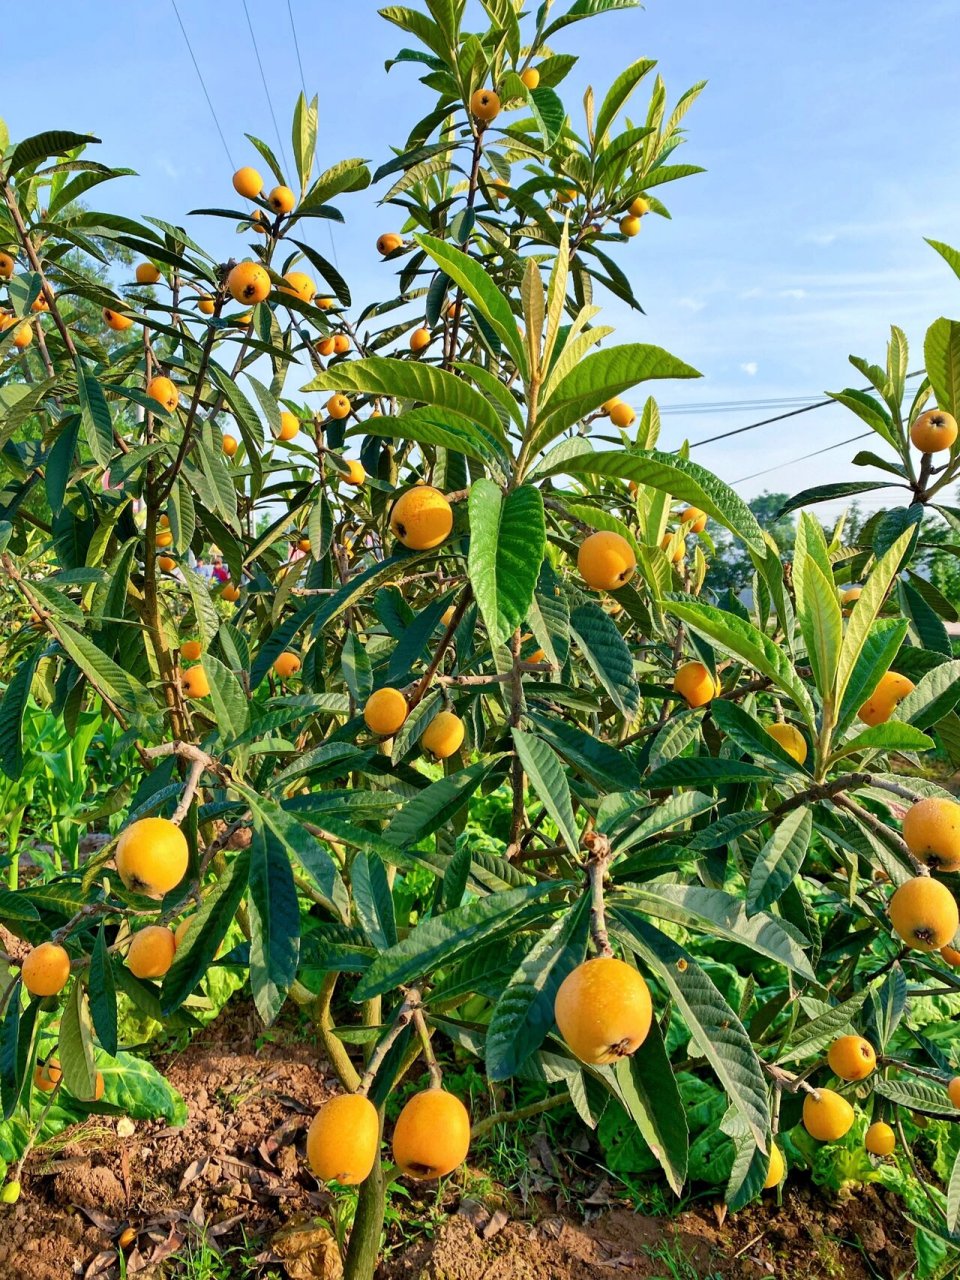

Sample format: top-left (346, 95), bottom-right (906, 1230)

top-left (271, 1219), bottom-right (344, 1280)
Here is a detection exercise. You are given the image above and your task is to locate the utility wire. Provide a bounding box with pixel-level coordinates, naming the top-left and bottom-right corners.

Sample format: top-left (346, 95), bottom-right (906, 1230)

top-left (242, 0), bottom-right (291, 175)
top-left (287, 0), bottom-right (308, 99)
top-left (169, 0), bottom-right (235, 170)
top-left (732, 432), bottom-right (872, 485)
top-left (687, 369), bottom-right (925, 450)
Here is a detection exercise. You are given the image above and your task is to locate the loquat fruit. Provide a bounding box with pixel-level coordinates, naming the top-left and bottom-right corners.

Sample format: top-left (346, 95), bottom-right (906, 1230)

top-left (889, 876), bottom-right (959, 952)
top-left (12, 322), bottom-right (32, 349)
top-left (116, 817), bottom-right (188, 897)
top-left (864, 1121), bottom-right (895, 1156)
top-left (222, 434), bottom-right (238, 457)
top-left (103, 307), bottom-right (133, 331)
top-left (181, 640), bottom-right (202, 662)
top-left (827, 1034), bottom-right (876, 1081)
top-left (377, 233), bottom-right (403, 256)
top-left (620, 215), bottom-right (641, 237)
top-left (316, 336), bottom-right (335, 357)
top-left (609, 401), bottom-right (636, 428)
top-left (198, 294), bottom-right (216, 315)
top-left (577, 530), bottom-right (636, 592)
top-left (0, 252), bottom-right (14, 278)
top-left (281, 271), bottom-right (316, 304)
top-left (136, 262), bottom-right (161, 285)
top-left (902, 796), bottom-right (960, 873)
top-left (22, 942), bottom-right (71, 997)
top-left (629, 196), bottom-right (651, 217)
top-left (156, 530), bottom-right (174, 548)
top-left (227, 261), bottom-right (271, 305)
top-left (157, 555), bottom-right (176, 572)
top-left (31, 294), bottom-right (49, 312)
top-left (146, 376), bottom-right (178, 413)
top-left (364, 687), bottom-right (408, 737)
top-left (410, 326), bottom-right (431, 353)
top-left (268, 185), bottom-right (296, 214)
top-left (948, 1077), bottom-right (960, 1109)
top-left (232, 166), bottom-right (263, 199)
top-left (841, 586), bottom-right (862, 614)
top-left (307, 1093), bottom-right (380, 1184)
top-left (333, 333), bottom-right (351, 355)
top-left (392, 1088), bottom-right (470, 1179)
top-left (182, 665), bottom-right (211, 699)
top-left (317, 296), bottom-right (335, 310)
top-left (273, 651), bottom-right (301, 679)
top-left (674, 661), bottom-right (721, 709)
top-left (343, 459), bottom-right (366, 485)
top-left (601, 397), bottom-right (622, 415)
top-left (277, 411), bottom-right (300, 442)
top-left (910, 409), bottom-right (957, 454)
top-left (941, 944), bottom-right (960, 967)
top-left (660, 533), bottom-right (685, 564)
top-left (858, 670), bottom-right (915, 726)
top-left (441, 605), bottom-right (457, 627)
top-left (555, 956), bottom-right (652, 1064)
top-left (421, 710), bottom-right (465, 759)
top-left (126, 925), bottom-right (177, 979)
top-left (763, 1144), bottom-right (785, 1189)
top-left (470, 88), bottom-right (501, 123)
top-left (326, 393), bottom-right (351, 420)
top-left (223, 584), bottom-right (241, 603)
top-left (390, 486), bottom-right (453, 550)
top-left (34, 1059), bottom-right (63, 1093)
top-left (679, 506), bottom-right (707, 533)
top-left (802, 1088), bottom-right (855, 1142)
top-left (766, 722), bottom-right (807, 765)
top-left (520, 67), bottom-right (540, 90)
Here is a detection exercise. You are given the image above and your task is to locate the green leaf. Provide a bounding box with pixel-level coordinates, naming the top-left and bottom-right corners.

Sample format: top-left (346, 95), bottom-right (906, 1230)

top-left (537, 348), bottom-right (700, 449)
top-left (58, 982), bottom-right (97, 1101)
top-left (386, 760), bottom-right (496, 848)
top-left (644, 758), bottom-right (770, 789)
top-left (831, 721), bottom-right (934, 760)
top-left (746, 808), bottom-right (812, 914)
top-left (793, 515), bottom-right (842, 703)
top-left (835, 528), bottom-right (913, 711)
top-left (201, 654), bottom-right (250, 743)
top-left (0, 646), bottom-right (41, 780)
top-left (834, 618), bottom-right (908, 737)
top-left (162, 848), bottom-right (251, 1014)
top-left (413, 234), bottom-right (528, 378)
top-left (248, 823), bottom-right (301, 1025)
top-left (613, 912), bottom-right (770, 1148)
top-left (75, 365), bottom-right (114, 467)
top-left (541, 0), bottom-right (638, 39)
top-left (948, 1146), bottom-right (960, 1233)
top-left (896, 659), bottom-right (960, 730)
top-left (873, 1077), bottom-right (957, 1118)
top-left (512, 729), bottom-right (580, 855)
top-left (353, 884), bottom-right (555, 1001)
top-left (468, 482), bottom-right (545, 646)
top-left (613, 1017), bottom-right (688, 1194)
top-left (55, 620), bottom-right (149, 713)
top-left (557, 449), bottom-right (764, 554)
top-left (292, 92), bottom-right (318, 192)
top-left (663, 599), bottom-right (815, 727)
top-left (7, 130), bottom-right (97, 176)
top-left (777, 481), bottom-right (902, 519)
top-left (367, 407), bottom-right (507, 468)
top-left (88, 927), bottom-right (117, 1057)
top-left (924, 316), bottom-right (960, 417)
top-left (709, 700), bottom-right (808, 775)
top-left (779, 988), bottom-right (870, 1062)
top-left (596, 58), bottom-right (657, 140)
top-left (352, 854), bottom-right (398, 950)
top-left (899, 579), bottom-right (951, 657)
top-left (248, 794), bottom-right (347, 918)
top-left (568, 602), bottom-right (639, 717)
top-left (486, 900), bottom-right (589, 1081)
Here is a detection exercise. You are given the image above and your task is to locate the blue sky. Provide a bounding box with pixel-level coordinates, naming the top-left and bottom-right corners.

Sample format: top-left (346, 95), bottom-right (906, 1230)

top-left (4, 0), bottom-right (959, 517)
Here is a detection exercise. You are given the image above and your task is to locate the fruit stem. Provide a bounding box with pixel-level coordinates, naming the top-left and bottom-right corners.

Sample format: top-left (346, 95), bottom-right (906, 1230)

top-left (584, 833), bottom-right (614, 957)
top-left (832, 794), bottom-right (924, 873)
top-left (470, 1089), bottom-right (572, 1141)
top-left (412, 1008), bottom-right (442, 1089)
top-left (357, 988), bottom-right (422, 1096)
top-left (407, 589), bottom-right (472, 710)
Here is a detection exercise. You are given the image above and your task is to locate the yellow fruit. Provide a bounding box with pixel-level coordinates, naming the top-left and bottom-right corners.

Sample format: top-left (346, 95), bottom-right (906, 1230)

top-left (392, 1089), bottom-right (470, 1179)
top-left (343, 459), bottom-right (366, 485)
top-left (146, 376), bottom-right (178, 413)
top-left (298, 539), bottom-right (311, 553)
top-left (766, 722), bottom-right (807, 765)
top-left (609, 401), bottom-right (636, 428)
top-left (222, 434), bottom-right (238, 457)
top-left (941, 944), bottom-right (960, 967)
top-left (118, 1227), bottom-right (137, 1251)
top-left (556, 188), bottom-right (577, 204)
top-left (232, 166), bottom-right (263, 199)
top-left (317, 297), bottom-right (335, 310)
top-left (223, 584), bottom-right (241, 603)
top-left (157, 555), bottom-right (176, 572)
top-left (333, 334), bottom-right (351, 354)
top-left (763, 1144), bottom-right (785, 1189)
top-left (250, 209), bottom-right (271, 236)
top-left (0, 252), bottom-right (14, 278)
top-left (410, 327), bottom-right (431, 352)
top-left (273, 651), bottom-right (301, 679)
top-left (441, 605), bottom-right (457, 627)
top-left (364, 687), bottom-right (408, 736)
top-left (948, 1077), bottom-right (960, 1109)
top-left (841, 586), bottom-right (862, 614)
top-left (156, 530), bottom-right (174, 548)
top-left (116, 817), bottom-right (188, 897)
top-left (34, 1059), bottom-right (63, 1093)
top-left (281, 271), bottom-right (316, 304)
top-left (471, 88), bottom-right (501, 123)
top-left (181, 640), bottom-right (202, 662)
top-left (858, 670), bottom-right (915, 726)
top-left (601, 397), bottom-right (622, 415)
top-left (889, 876), bottom-right (959, 952)
top-left (227, 261), bottom-right (271, 305)
top-left (326, 394), bottom-right (351, 420)
top-left (174, 915), bottom-right (195, 948)
top-left (277, 411), bottom-right (300, 442)
top-left (865, 1122), bottom-right (895, 1156)
top-left (198, 294), bottom-right (215, 315)
top-left (377, 233), bottom-right (403, 256)
top-left (182, 665), bottom-right (211, 699)
top-left (136, 262), bottom-right (161, 285)
top-left (802, 1088), bottom-right (855, 1141)
top-left (520, 67), bottom-right (540, 90)
top-left (126, 925), bottom-right (177, 979)
top-left (103, 307), bottom-right (133, 331)
top-left (679, 506), bottom-right (707, 533)
top-left (31, 294), bottom-right (49, 313)
top-left (903, 797), bottom-right (960, 873)
top-left (92, 1071), bottom-right (105, 1101)
top-left (268, 185), bottom-right (296, 214)
top-left (316, 336), bottom-right (335, 357)
top-left (390, 486), bottom-right (453, 550)
top-left (422, 711), bottom-right (465, 759)
top-left (555, 956), bottom-right (652, 1064)
top-left (827, 1035), bottom-right (877, 1082)
top-left (674, 661), bottom-right (721, 709)
top-left (620, 215), bottom-right (641, 237)
top-left (10, 321), bottom-right (32, 349)
top-left (307, 1094), bottom-right (380, 1184)
top-left (21, 942), bottom-right (71, 997)
top-left (910, 409), bottom-right (958, 453)
top-left (629, 196), bottom-right (651, 217)
top-left (577, 531), bottom-right (636, 592)
top-left (0, 1181), bottom-right (21, 1204)
top-left (660, 533), bottom-right (685, 564)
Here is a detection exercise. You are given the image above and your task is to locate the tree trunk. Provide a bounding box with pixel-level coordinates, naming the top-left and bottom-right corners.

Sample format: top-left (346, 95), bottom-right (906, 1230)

top-left (343, 1160), bottom-right (386, 1280)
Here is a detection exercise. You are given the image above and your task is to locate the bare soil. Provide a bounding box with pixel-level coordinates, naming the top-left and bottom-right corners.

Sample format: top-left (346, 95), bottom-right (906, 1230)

top-left (0, 998), bottom-right (916, 1279)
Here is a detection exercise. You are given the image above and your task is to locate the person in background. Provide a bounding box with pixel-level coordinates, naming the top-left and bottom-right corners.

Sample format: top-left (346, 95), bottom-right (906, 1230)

top-left (212, 556), bottom-right (229, 585)
top-left (195, 554), bottom-right (214, 582)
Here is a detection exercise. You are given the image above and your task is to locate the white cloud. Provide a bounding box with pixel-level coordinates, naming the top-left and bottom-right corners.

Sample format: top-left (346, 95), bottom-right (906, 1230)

top-left (740, 361), bottom-right (759, 376)
top-left (677, 296), bottom-right (706, 312)
top-left (779, 288), bottom-right (807, 299)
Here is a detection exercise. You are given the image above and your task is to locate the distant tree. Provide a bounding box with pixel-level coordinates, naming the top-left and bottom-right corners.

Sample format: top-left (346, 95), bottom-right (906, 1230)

top-left (705, 492), bottom-right (796, 596)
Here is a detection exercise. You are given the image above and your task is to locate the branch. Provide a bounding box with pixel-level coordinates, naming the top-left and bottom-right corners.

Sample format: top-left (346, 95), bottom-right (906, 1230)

top-left (470, 1090), bottom-right (571, 1141)
top-left (584, 831), bottom-right (613, 957)
top-left (358, 988), bottom-right (422, 1096)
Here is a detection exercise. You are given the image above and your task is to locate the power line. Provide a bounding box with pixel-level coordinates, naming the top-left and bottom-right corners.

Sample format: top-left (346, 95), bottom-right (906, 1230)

top-left (287, 0), bottom-right (308, 99)
top-left (169, 0), bottom-right (235, 170)
top-left (687, 370), bottom-right (925, 451)
top-left (732, 431), bottom-right (872, 484)
top-left (242, 0), bottom-right (292, 176)
top-left (661, 395), bottom-right (823, 416)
